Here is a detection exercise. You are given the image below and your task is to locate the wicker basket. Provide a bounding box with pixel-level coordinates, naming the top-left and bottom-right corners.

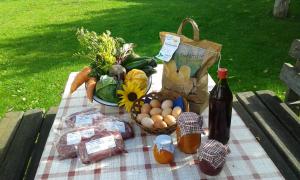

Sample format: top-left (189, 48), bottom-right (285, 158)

top-left (131, 91), bottom-right (189, 135)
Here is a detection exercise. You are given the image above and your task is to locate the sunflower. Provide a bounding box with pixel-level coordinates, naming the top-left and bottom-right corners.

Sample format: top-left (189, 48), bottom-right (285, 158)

top-left (117, 81), bottom-right (145, 112)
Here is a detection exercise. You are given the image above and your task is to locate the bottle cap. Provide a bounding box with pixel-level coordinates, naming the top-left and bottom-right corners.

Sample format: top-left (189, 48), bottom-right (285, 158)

top-left (218, 68), bottom-right (228, 79)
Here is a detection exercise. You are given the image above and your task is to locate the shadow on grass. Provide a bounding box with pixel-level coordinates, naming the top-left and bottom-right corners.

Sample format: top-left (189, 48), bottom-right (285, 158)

top-left (0, 0), bottom-right (300, 116)
top-left (1, 0), bottom-right (299, 80)
top-left (0, 1), bottom-right (201, 80)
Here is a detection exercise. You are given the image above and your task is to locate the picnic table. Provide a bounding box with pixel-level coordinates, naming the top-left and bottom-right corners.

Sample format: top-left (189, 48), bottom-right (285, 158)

top-left (34, 65), bottom-right (283, 180)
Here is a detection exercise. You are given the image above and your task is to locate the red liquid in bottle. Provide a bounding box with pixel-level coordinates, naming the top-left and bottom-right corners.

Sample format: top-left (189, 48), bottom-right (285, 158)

top-left (208, 68), bottom-right (233, 144)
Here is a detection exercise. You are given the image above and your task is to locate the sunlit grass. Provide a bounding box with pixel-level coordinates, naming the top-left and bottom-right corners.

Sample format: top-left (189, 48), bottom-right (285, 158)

top-left (0, 0), bottom-right (299, 118)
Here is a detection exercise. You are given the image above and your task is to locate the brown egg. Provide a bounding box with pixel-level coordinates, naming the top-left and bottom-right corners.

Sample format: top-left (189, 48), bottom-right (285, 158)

top-left (151, 115), bottom-right (163, 122)
top-left (164, 115), bottom-right (176, 126)
top-left (172, 106), bottom-right (182, 118)
top-left (137, 113), bottom-right (150, 122)
top-left (141, 103), bottom-right (151, 114)
top-left (162, 108), bottom-right (172, 117)
top-left (154, 120), bottom-right (168, 129)
top-left (150, 108), bottom-right (162, 116)
top-left (150, 99), bottom-right (161, 108)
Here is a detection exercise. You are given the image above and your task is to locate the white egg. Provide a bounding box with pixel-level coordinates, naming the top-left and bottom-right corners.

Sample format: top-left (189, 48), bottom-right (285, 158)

top-left (162, 108), bottom-right (172, 117)
top-left (141, 117), bottom-right (154, 129)
top-left (137, 113), bottom-right (150, 122)
top-left (161, 100), bottom-right (173, 109)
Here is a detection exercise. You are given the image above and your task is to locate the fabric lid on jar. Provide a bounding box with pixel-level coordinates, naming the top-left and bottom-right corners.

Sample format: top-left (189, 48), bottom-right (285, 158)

top-left (198, 140), bottom-right (230, 169)
top-left (177, 112), bottom-right (204, 137)
top-left (154, 135), bottom-right (175, 154)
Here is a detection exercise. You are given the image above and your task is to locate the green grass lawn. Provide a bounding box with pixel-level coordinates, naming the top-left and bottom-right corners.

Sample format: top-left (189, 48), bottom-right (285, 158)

top-left (0, 0), bottom-right (300, 118)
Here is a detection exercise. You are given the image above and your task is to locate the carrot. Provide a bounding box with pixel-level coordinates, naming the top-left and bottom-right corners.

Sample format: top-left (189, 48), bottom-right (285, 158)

top-left (86, 77), bottom-right (97, 102)
top-left (70, 66), bottom-right (92, 94)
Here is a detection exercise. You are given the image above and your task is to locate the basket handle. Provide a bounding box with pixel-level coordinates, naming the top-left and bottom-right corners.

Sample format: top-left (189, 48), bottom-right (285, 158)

top-left (177, 18), bottom-right (200, 41)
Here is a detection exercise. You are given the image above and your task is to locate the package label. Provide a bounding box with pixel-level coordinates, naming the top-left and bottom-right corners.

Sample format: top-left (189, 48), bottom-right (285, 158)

top-left (86, 135), bottom-right (116, 154)
top-left (156, 34), bottom-right (180, 62)
top-left (79, 128), bottom-right (95, 138)
top-left (103, 121), bottom-right (125, 133)
top-left (67, 132), bottom-right (81, 145)
top-left (174, 44), bottom-right (206, 76)
top-left (75, 114), bottom-right (94, 127)
top-left (114, 121), bottom-right (126, 133)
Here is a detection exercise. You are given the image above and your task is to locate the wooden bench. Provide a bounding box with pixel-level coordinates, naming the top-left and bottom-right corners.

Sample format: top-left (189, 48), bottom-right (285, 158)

top-left (0, 107), bottom-right (57, 180)
top-left (234, 40), bottom-right (300, 179)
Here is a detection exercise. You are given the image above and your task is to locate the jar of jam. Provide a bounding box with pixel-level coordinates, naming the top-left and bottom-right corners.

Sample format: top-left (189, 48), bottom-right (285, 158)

top-left (153, 135), bottom-right (175, 164)
top-left (198, 140), bottom-right (230, 176)
top-left (176, 112), bottom-right (204, 154)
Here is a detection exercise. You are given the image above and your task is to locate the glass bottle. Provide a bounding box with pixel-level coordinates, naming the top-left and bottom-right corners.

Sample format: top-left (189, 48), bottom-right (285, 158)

top-left (208, 68), bottom-right (233, 144)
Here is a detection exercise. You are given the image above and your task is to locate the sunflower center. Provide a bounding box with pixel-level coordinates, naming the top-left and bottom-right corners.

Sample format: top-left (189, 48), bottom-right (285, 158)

top-left (128, 92), bottom-right (138, 101)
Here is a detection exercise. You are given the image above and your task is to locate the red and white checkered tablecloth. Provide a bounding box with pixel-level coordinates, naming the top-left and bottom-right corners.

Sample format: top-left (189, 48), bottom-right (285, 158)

top-left (35, 65), bottom-right (283, 180)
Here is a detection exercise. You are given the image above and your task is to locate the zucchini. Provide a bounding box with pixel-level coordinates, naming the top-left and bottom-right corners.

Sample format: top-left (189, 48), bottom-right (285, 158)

top-left (124, 58), bottom-right (153, 70)
top-left (121, 55), bottom-right (142, 66)
top-left (141, 65), bottom-right (157, 76)
top-left (122, 56), bottom-right (151, 66)
top-left (148, 59), bottom-right (157, 67)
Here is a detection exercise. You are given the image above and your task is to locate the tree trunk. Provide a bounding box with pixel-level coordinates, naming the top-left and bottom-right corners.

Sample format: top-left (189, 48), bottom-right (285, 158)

top-left (273, 0), bottom-right (290, 18)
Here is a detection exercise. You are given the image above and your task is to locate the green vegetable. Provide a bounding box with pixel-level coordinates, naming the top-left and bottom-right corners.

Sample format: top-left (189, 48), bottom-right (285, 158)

top-left (75, 28), bottom-right (134, 78)
top-left (123, 52), bottom-right (140, 63)
top-left (75, 28), bottom-right (116, 62)
top-left (141, 65), bottom-right (157, 76)
top-left (121, 56), bottom-right (145, 66)
top-left (95, 75), bottom-right (119, 103)
top-left (123, 58), bottom-right (153, 71)
top-left (115, 43), bottom-right (135, 64)
top-left (122, 57), bottom-right (157, 76)
top-left (148, 59), bottom-right (157, 67)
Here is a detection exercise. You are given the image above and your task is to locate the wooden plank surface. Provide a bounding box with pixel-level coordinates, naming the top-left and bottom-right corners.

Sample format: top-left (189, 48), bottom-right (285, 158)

top-left (255, 90), bottom-right (300, 142)
top-left (285, 89), bottom-right (300, 116)
top-left (0, 111), bottom-right (24, 162)
top-left (0, 109), bottom-right (44, 180)
top-left (289, 39), bottom-right (300, 60)
top-left (280, 63), bottom-right (300, 96)
top-left (236, 91), bottom-right (300, 177)
top-left (233, 97), bottom-right (299, 179)
top-left (25, 107), bottom-right (57, 180)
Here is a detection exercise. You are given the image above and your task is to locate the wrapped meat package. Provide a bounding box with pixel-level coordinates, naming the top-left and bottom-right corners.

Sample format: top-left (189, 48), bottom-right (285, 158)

top-left (63, 108), bottom-right (105, 128)
top-left (99, 116), bottom-right (134, 140)
top-left (77, 131), bottom-right (125, 164)
top-left (56, 127), bottom-right (103, 159)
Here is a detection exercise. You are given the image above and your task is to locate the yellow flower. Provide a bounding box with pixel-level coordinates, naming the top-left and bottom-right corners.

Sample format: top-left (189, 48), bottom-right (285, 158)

top-left (117, 81), bottom-right (145, 112)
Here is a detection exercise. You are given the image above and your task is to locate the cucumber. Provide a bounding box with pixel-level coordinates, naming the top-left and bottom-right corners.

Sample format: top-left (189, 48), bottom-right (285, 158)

top-left (122, 56), bottom-right (151, 66)
top-left (141, 65), bottom-right (157, 76)
top-left (121, 55), bottom-right (142, 66)
top-left (124, 58), bottom-right (153, 70)
top-left (148, 59), bottom-right (157, 67)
